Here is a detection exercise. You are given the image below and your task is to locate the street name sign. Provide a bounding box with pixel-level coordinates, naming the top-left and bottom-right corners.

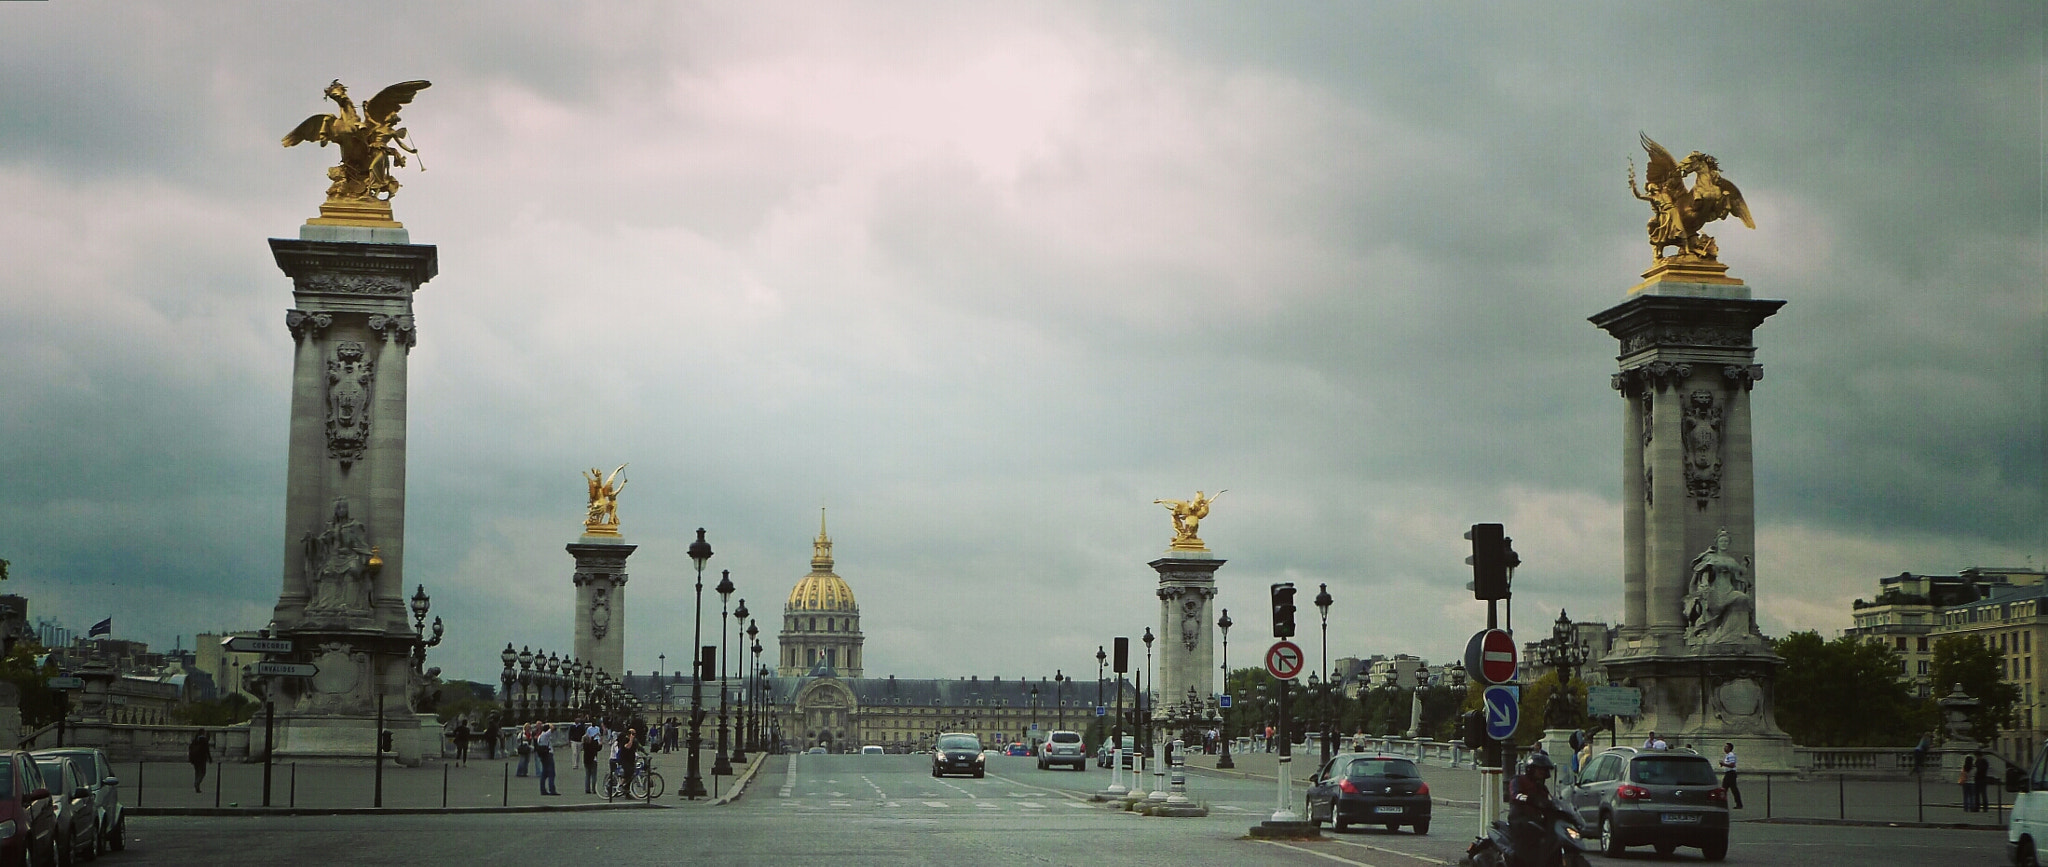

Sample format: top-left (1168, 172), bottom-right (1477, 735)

top-left (1265, 640), bottom-right (1305, 680)
top-left (1586, 685), bottom-right (1642, 717)
top-left (224, 636), bottom-right (294, 654)
top-left (45, 676), bottom-right (84, 690)
top-left (1465, 629), bottom-right (1517, 685)
top-left (1482, 684), bottom-right (1520, 740)
top-left (252, 662), bottom-right (318, 678)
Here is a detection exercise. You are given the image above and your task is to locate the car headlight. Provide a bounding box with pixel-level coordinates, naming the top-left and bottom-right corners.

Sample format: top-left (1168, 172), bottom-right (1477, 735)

top-left (0, 819), bottom-right (14, 837)
top-left (975, 754), bottom-right (985, 763)
top-left (1565, 827), bottom-right (1583, 841)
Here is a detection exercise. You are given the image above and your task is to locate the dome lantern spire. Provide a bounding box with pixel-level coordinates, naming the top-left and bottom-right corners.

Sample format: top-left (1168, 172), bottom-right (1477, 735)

top-left (811, 507), bottom-right (833, 571)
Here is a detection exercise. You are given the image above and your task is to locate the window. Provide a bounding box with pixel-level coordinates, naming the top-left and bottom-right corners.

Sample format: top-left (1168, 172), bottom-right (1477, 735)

top-left (1896, 637), bottom-right (1907, 650)
top-left (1918, 637), bottom-right (1929, 652)
top-left (1917, 660), bottom-right (1930, 675)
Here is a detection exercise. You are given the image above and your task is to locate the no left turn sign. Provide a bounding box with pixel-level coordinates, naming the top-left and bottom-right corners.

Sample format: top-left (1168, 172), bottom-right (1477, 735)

top-left (1266, 640), bottom-right (1305, 680)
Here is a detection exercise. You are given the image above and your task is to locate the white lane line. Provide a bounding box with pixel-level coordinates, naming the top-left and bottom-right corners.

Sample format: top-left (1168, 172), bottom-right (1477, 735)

top-left (923, 801), bottom-right (950, 808)
top-left (1324, 837), bottom-right (1450, 864)
top-left (778, 754), bottom-right (799, 798)
top-left (1255, 839), bottom-right (1382, 866)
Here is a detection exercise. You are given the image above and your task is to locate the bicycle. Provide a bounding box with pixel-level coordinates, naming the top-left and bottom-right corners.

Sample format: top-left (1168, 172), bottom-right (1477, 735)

top-left (605, 756), bottom-right (664, 799)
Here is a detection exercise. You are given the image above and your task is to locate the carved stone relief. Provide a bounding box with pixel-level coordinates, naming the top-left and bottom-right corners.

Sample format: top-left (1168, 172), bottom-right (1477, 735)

top-left (1682, 389), bottom-right (1723, 507)
top-left (301, 497), bottom-right (375, 620)
top-left (286, 309), bottom-right (333, 342)
top-left (590, 587), bottom-right (613, 639)
top-left (301, 273), bottom-right (407, 295)
top-left (368, 313), bottom-right (417, 348)
top-left (325, 342), bottom-right (373, 467)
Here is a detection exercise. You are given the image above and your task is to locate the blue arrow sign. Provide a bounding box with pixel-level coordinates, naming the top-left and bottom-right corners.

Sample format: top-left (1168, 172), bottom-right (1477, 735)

top-left (1482, 684), bottom-right (1520, 740)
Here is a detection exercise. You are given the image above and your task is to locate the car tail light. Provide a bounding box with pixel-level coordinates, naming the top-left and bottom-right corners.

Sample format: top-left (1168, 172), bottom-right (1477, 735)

top-left (1339, 779), bottom-right (1360, 795)
top-left (1616, 784), bottom-right (1650, 801)
top-left (1417, 782), bottom-right (1430, 797)
top-left (1707, 787), bottom-right (1727, 803)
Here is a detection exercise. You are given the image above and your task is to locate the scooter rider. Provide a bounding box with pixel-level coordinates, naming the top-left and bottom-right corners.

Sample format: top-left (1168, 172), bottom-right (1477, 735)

top-left (1507, 752), bottom-right (1562, 866)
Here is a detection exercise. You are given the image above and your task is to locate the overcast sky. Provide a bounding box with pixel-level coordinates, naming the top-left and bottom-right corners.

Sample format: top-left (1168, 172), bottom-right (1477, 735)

top-left (1, 2), bottom-right (2041, 689)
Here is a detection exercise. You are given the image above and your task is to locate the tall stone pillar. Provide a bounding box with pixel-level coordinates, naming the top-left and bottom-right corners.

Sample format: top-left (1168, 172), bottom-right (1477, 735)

top-left (265, 219), bottom-right (437, 763)
top-left (570, 534), bottom-right (634, 677)
top-left (1590, 258), bottom-right (1793, 768)
top-left (1152, 555), bottom-right (1223, 719)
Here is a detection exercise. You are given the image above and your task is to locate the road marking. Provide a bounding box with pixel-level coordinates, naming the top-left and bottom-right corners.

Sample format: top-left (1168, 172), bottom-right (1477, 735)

top-left (1256, 839), bottom-right (1381, 866)
top-left (1323, 837), bottom-right (1447, 864)
top-left (1017, 802), bottom-right (1048, 809)
top-left (923, 801), bottom-right (949, 808)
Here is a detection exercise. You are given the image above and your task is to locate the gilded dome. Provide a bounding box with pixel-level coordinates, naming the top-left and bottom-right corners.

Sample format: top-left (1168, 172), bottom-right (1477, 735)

top-left (786, 509), bottom-right (858, 612)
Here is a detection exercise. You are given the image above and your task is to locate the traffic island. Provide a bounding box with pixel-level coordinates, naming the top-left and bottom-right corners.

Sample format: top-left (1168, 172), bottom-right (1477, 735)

top-left (1246, 819), bottom-right (1319, 839)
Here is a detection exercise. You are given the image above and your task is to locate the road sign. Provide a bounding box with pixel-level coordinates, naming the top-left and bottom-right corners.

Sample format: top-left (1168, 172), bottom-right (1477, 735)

top-left (252, 662), bottom-right (318, 678)
top-left (1265, 640), bottom-right (1305, 680)
top-left (224, 636), bottom-right (294, 654)
top-left (1482, 684), bottom-right (1520, 740)
top-left (1218, 694), bottom-right (1232, 709)
top-left (1095, 705), bottom-right (1107, 717)
top-left (45, 676), bottom-right (84, 690)
top-left (1587, 685), bottom-right (1642, 717)
top-left (1465, 628), bottom-right (1517, 685)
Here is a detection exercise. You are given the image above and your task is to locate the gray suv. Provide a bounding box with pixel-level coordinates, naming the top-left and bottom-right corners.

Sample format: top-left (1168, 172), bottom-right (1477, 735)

top-left (1566, 746), bottom-right (1729, 860)
top-left (1037, 731), bottom-right (1086, 770)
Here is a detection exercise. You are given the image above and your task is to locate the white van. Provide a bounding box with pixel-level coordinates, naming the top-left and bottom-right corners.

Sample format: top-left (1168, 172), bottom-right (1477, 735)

top-left (2008, 743), bottom-right (2046, 865)
top-left (861, 745), bottom-right (885, 755)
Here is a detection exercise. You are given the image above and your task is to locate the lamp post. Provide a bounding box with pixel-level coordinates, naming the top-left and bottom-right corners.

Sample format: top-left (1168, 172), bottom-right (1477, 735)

top-left (741, 619), bottom-right (759, 755)
top-left (517, 646), bottom-right (534, 719)
top-left (1095, 646), bottom-right (1107, 721)
top-left (1314, 583), bottom-right (1334, 767)
top-left (1054, 670), bottom-right (1065, 731)
top-left (1536, 609), bottom-right (1591, 730)
top-left (727, 596), bottom-right (748, 766)
top-left (1029, 683), bottom-right (1040, 747)
top-left (409, 584), bottom-right (444, 677)
top-left (1217, 608), bottom-right (1235, 768)
top-left (713, 579), bottom-right (737, 775)
top-left (1142, 627), bottom-right (1155, 759)
top-left (682, 528), bottom-right (713, 799)
top-left (500, 643), bottom-right (517, 715)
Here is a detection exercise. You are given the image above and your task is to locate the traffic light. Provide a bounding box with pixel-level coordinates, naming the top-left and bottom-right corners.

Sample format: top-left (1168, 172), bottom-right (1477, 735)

top-left (700, 646), bottom-right (717, 680)
top-left (1113, 637), bottom-right (1129, 674)
top-left (1270, 583), bottom-right (1297, 638)
top-left (1465, 523), bottom-right (1509, 600)
top-left (1461, 710), bottom-right (1492, 750)
top-left (378, 729), bottom-right (393, 753)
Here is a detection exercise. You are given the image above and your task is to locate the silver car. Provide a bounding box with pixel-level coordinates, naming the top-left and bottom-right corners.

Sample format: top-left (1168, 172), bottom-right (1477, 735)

top-left (34, 755), bottom-right (95, 866)
top-left (1037, 731), bottom-right (1086, 771)
top-left (32, 748), bottom-right (122, 856)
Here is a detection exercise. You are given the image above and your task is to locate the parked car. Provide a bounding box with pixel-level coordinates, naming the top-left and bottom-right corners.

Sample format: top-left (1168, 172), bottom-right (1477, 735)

top-left (1566, 746), bottom-right (1729, 860)
top-left (931, 733), bottom-right (985, 778)
top-left (1095, 735), bottom-right (1135, 768)
top-left (1305, 754), bottom-right (1431, 834)
top-left (860, 745), bottom-right (885, 755)
top-left (33, 756), bottom-right (94, 866)
top-left (1038, 731), bottom-right (1086, 771)
top-left (0, 749), bottom-right (56, 867)
top-left (30, 749), bottom-right (121, 856)
top-left (2011, 740), bottom-right (2046, 867)
top-left (805, 747), bottom-right (827, 755)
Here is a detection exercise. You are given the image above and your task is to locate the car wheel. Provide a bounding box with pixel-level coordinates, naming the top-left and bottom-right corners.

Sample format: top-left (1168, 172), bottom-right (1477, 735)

top-left (109, 816), bottom-right (124, 853)
top-left (1412, 820), bottom-right (1429, 835)
top-left (932, 769), bottom-right (942, 778)
top-left (1304, 797), bottom-right (1321, 827)
top-left (1701, 832), bottom-right (1728, 862)
top-left (1331, 813), bottom-right (1348, 832)
top-left (973, 769), bottom-right (984, 779)
top-left (2022, 839), bottom-right (2041, 867)
top-left (55, 832), bottom-right (72, 867)
top-left (1599, 814), bottom-right (1624, 856)
top-left (1653, 842), bottom-right (1675, 857)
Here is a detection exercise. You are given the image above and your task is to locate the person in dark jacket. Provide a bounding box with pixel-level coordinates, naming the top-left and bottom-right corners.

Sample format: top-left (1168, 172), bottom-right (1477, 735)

top-left (188, 731), bottom-right (212, 793)
top-left (1975, 752), bottom-right (1993, 813)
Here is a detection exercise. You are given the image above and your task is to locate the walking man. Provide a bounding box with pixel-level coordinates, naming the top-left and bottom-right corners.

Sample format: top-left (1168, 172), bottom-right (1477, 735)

top-left (453, 718), bottom-right (471, 766)
top-left (536, 723), bottom-right (561, 796)
top-left (1720, 742), bottom-right (1743, 809)
top-left (188, 731), bottom-right (212, 793)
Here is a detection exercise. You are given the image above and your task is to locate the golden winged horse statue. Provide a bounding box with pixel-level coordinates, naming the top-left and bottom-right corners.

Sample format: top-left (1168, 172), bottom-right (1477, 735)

top-left (283, 80), bottom-right (431, 204)
top-left (1628, 134), bottom-right (1754, 262)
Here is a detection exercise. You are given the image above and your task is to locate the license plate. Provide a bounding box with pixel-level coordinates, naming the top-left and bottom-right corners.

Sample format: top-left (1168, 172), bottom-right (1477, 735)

top-left (1662, 813), bottom-right (1701, 824)
top-left (1374, 806), bottom-right (1404, 814)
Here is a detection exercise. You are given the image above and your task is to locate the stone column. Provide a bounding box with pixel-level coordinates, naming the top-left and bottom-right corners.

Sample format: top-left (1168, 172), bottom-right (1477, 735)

top-left (570, 535), bottom-right (635, 677)
top-left (1151, 554), bottom-right (1224, 719)
top-left (264, 223), bottom-right (437, 762)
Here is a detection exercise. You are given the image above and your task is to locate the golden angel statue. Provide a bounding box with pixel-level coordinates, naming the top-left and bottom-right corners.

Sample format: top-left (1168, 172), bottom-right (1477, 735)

top-left (283, 79), bottom-right (431, 203)
top-left (1629, 134), bottom-right (1754, 262)
top-left (583, 464), bottom-right (628, 532)
top-left (1154, 490), bottom-right (1224, 551)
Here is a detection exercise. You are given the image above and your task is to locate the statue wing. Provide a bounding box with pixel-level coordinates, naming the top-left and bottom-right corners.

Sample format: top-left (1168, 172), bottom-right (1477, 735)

top-left (1638, 133), bottom-right (1682, 189)
top-left (365, 80), bottom-right (432, 127)
top-left (1719, 175), bottom-right (1756, 228)
top-left (282, 114), bottom-right (335, 147)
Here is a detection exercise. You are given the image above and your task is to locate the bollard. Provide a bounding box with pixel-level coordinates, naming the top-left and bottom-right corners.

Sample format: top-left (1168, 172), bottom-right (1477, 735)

top-left (502, 762), bottom-right (510, 806)
top-left (443, 762), bottom-right (450, 808)
top-left (290, 763), bottom-right (297, 808)
top-left (214, 760), bottom-right (222, 808)
top-left (1167, 739), bottom-right (1190, 805)
top-left (135, 762), bottom-right (143, 808)
top-left (1838, 774), bottom-right (1845, 820)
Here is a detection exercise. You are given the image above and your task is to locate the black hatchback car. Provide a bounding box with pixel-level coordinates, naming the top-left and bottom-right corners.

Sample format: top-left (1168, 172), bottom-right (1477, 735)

top-left (1305, 754), bottom-right (1432, 834)
top-left (1567, 746), bottom-right (1729, 860)
top-left (931, 733), bottom-right (985, 778)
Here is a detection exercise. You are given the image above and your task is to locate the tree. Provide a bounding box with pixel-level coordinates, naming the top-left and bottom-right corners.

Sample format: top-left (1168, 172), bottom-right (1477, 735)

top-left (1518, 671), bottom-right (1588, 744)
top-left (1773, 631), bottom-right (1934, 746)
top-left (1932, 635), bottom-right (2022, 745)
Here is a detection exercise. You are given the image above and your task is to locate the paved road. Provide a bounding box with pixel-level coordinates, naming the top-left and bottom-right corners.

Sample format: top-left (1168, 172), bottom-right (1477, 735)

top-left (115, 751), bottom-right (2012, 866)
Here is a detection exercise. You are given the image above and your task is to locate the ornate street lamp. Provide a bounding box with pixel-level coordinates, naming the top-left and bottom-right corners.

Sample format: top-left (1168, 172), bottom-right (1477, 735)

top-left (713, 576), bottom-right (737, 775)
top-left (746, 621), bottom-right (761, 751)
top-left (1029, 683), bottom-right (1040, 746)
top-left (1054, 669), bottom-right (1066, 731)
top-left (1217, 608), bottom-right (1235, 768)
top-left (1314, 583), bottom-right (1334, 766)
top-left (682, 528), bottom-right (713, 799)
top-left (1142, 627), bottom-right (1155, 757)
top-left (1536, 609), bottom-right (1592, 729)
top-left (500, 643), bottom-right (518, 715)
top-left (517, 646), bottom-right (535, 719)
top-left (1095, 646), bottom-right (1107, 719)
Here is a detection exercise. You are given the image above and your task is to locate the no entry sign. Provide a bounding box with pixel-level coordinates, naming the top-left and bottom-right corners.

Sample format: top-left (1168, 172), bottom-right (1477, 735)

top-left (1266, 640), bottom-right (1305, 680)
top-left (1465, 628), bottom-right (1517, 685)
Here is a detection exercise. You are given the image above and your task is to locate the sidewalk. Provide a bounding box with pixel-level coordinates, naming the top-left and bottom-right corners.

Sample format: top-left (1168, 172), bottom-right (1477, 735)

top-left (123, 750), bottom-right (770, 815)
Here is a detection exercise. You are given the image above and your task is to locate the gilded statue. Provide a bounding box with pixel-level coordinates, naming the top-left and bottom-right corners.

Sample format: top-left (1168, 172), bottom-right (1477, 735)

top-left (283, 80), bottom-right (432, 203)
top-left (1154, 490), bottom-right (1224, 551)
top-left (583, 464), bottom-right (628, 532)
top-left (1629, 134), bottom-right (1754, 262)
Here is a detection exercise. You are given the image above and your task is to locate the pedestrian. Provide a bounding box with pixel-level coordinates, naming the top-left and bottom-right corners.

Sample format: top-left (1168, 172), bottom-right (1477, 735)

top-left (1962, 754), bottom-right (1978, 812)
top-left (515, 723), bottom-right (534, 777)
top-left (1642, 730), bottom-right (1667, 750)
top-left (1720, 742), bottom-right (1743, 809)
top-left (568, 719), bottom-right (587, 769)
top-left (665, 717), bottom-right (680, 753)
top-left (453, 718), bottom-right (472, 766)
top-left (482, 722), bottom-right (499, 760)
top-left (616, 726), bottom-right (639, 796)
top-left (1975, 752), bottom-right (1993, 813)
top-left (583, 724), bottom-right (604, 794)
top-left (536, 723), bottom-right (560, 796)
top-left (188, 731), bottom-right (212, 793)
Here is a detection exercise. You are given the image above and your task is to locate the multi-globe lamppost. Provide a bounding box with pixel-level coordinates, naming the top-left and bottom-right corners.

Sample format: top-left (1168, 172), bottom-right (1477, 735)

top-left (1217, 608), bottom-right (1234, 768)
top-left (682, 528), bottom-right (713, 799)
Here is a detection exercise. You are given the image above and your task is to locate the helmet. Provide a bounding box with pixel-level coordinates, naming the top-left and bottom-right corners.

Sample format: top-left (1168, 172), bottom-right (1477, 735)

top-left (1526, 753), bottom-right (1555, 772)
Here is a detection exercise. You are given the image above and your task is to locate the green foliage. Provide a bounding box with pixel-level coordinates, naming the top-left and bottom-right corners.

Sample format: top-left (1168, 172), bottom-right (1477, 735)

top-left (1773, 631), bottom-right (1934, 746)
top-left (0, 641), bottom-right (60, 730)
top-left (1517, 672), bottom-right (1588, 744)
top-left (1932, 635), bottom-right (2023, 745)
top-left (436, 693), bottom-right (505, 725)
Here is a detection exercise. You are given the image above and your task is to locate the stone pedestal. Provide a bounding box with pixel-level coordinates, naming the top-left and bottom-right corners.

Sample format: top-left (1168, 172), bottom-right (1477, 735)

top-left (263, 223), bottom-right (438, 763)
top-left (1590, 270), bottom-right (1794, 769)
top-left (570, 534), bottom-right (636, 677)
top-left (1150, 554), bottom-right (1224, 717)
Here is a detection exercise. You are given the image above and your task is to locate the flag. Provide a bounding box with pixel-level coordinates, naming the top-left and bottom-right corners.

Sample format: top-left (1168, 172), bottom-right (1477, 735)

top-left (87, 618), bottom-right (111, 637)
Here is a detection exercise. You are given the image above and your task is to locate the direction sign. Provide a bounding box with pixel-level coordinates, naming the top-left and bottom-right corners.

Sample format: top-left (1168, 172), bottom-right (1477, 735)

top-left (1587, 685), bottom-right (1642, 717)
top-left (1218, 694), bottom-right (1232, 709)
top-left (1482, 684), bottom-right (1520, 740)
top-left (252, 662), bottom-right (318, 678)
top-left (1265, 640), bottom-right (1306, 680)
top-left (45, 676), bottom-right (84, 690)
top-left (1465, 629), bottom-right (1517, 685)
top-left (1096, 705), bottom-right (1107, 717)
top-left (224, 636), bottom-right (294, 654)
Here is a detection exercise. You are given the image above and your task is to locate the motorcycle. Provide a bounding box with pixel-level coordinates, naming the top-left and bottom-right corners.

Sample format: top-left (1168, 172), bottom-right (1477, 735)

top-left (1465, 794), bottom-right (1590, 867)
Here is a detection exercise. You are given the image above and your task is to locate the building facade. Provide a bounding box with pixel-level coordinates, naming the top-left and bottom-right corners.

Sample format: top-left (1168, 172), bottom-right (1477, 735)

top-left (777, 514), bottom-right (864, 678)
